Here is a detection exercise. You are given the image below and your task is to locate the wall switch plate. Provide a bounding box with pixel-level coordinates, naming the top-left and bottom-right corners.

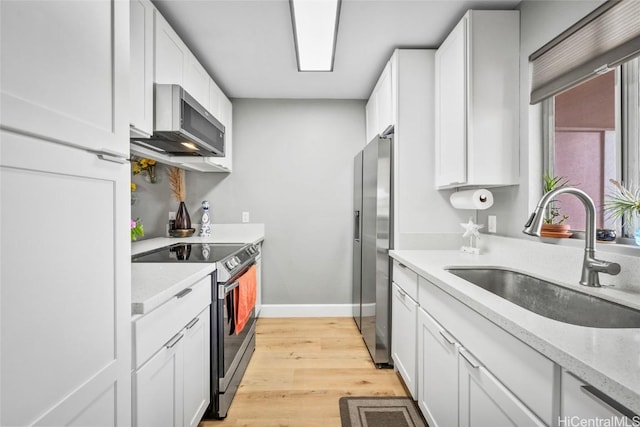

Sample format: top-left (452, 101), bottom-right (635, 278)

top-left (488, 215), bottom-right (497, 233)
top-left (242, 211), bottom-right (250, 223)
top-left (169, 211), bottom-right (176, 220)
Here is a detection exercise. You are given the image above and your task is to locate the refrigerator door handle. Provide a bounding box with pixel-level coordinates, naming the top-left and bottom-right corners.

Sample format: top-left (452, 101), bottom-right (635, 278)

top-left (354, 210), bottom-right (361, 241)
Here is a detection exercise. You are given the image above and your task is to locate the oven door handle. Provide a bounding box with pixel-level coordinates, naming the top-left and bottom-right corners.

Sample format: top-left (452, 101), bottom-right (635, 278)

top-left (218, 280), bottom-right (239, 300)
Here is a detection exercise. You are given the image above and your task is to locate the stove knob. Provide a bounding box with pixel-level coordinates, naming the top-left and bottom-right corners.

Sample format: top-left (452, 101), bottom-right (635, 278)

top-left (234, 256), bottom-right (241, 265)
top-left (225, 260), bottom-right (234, 269)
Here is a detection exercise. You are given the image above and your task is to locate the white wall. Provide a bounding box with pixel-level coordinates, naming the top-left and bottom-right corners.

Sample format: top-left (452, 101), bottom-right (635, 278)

top-left (133, 99), bottom-right (366, 305)
top-left (478, 0), bottom-right (605, 237)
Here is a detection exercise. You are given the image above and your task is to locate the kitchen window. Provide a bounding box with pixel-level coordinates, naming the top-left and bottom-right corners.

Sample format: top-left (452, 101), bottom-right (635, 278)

top-left (543, 58), bottom-right (639, 239)
top-left (532, 0), bottom-right (640, 241)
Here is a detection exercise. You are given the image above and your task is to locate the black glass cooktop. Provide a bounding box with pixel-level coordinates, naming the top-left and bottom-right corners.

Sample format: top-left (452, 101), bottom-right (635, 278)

top-left (132, 243), bottom-right (245, 263)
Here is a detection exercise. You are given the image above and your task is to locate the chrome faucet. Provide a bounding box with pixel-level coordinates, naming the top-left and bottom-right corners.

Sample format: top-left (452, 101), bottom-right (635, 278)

top-left (523, 187), bottom-right (621, 287)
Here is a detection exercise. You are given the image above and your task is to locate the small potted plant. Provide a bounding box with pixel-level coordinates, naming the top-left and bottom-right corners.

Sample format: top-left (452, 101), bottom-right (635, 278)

top-left (541, 173), bottom-right (572, 238)
top-left (604, 179), bottom-right (640, 245)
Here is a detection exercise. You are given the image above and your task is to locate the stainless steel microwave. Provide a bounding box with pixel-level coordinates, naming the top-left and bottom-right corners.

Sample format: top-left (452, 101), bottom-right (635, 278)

top-left (131, 84), bottom-right (225, 157)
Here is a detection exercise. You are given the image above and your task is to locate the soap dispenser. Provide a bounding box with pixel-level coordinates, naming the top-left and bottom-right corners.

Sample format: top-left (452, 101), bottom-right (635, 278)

top-left (199, 201), bottom-right (211, 237)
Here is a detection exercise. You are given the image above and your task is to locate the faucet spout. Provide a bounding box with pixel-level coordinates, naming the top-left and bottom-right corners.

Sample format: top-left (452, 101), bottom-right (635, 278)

top-left (522, 187), bottom-right (621, 287)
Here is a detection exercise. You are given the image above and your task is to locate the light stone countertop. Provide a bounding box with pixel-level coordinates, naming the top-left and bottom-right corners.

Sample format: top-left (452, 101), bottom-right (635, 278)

top-left (131, 223), bottom-right (265, 315)
top-left (389, 248), bottom-right (640, 415)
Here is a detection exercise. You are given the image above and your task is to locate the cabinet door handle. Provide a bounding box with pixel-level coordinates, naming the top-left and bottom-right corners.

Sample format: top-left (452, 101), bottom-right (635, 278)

top-left (439, 330), bottom-right (456, 345)
top-left (186, 317), bottom-right (200, 330)
top-left (460, 349), bottom-right (481, 369)
top-left (165, 333), bottom-right (184, 349)
top-left (397, 262), bottom-right (408, 269)
top-left (580, 385), bottom-right (638, 419)
top-left (94, 148), bottom-right (129, 164)
top-left (175, 288), bottom-right (192, 299)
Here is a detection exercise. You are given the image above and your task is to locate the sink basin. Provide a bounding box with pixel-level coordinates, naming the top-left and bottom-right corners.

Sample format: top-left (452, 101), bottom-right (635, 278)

top-left (445, 267), bottom-right (640, 328)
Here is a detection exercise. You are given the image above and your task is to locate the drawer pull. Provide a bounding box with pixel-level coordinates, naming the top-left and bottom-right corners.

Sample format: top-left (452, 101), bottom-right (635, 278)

top-left (175, 288), bottom-right (193, 299)
top-left (397, 262), bottom-right (408, 269)
top-left (460, 349), bottom-right (481, 369)
top-left (165, 333), bottom-right (184, 349)
top-left (580, 385), bottom-right (638, 419)
top-left (439, 330), bottom-right (456, 345)
top-left (186, 317), bottom-right (200, 330)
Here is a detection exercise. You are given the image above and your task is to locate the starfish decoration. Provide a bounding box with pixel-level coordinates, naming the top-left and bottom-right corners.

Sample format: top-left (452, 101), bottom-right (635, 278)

top-left (460, 218), bottom-right (484, 240)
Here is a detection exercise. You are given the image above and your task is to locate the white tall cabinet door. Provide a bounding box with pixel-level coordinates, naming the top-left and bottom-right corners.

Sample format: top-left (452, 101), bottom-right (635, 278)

top-left (134, 341), bottom-right (184, 427)
top-left (435, 16), bottom-right (467, 188)
top-left (130, 0), bottom-right (155, 138)
top-left (0, 0), bottom-right (129, 156)
top-left (183, 308), bottom-right (211, 427)
top-left (417, 308), bottom-right (459, 427)
top-left (0, 131), bottom-right (131, 426)
top-left (391, 283), bottom-right (418, 398)
top-left (458, 349), bottom-right (545, 427)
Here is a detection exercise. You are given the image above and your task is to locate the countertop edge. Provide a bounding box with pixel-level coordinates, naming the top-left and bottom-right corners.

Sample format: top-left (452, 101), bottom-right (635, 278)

top-left (131, 264), bottom-right (216, 315)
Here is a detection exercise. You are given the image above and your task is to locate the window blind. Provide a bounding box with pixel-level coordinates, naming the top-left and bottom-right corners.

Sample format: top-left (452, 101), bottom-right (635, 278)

top-left (530, 0), bottom-right (640, 104)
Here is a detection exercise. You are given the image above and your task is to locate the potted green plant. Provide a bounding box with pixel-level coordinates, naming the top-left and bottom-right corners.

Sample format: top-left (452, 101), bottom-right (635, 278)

top-left (604, 179), bottom-right (640, 245)
top-left (541, 173), bottom-right (572, 238)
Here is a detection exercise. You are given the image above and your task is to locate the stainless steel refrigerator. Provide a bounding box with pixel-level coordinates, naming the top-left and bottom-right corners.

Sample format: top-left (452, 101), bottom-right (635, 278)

top-left (353, 133), bottom-right (393, 367)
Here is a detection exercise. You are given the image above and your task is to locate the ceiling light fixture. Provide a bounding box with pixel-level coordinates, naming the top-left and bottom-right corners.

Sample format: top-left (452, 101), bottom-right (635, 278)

top-left (290, 0), bottom-right (341, 72)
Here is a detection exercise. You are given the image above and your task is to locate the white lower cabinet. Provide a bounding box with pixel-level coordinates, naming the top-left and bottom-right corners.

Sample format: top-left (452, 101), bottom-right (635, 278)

top-left (561, 370), bottom-right (634, 424)
top-left (135, 335), bottom-right (184, 427)
top-left (395, 259), bottom-right (637, 426)
top-left (458, 348), bottom-right (544, 427)
top-left (183, 309), bottom-right (211, 427)
top-left (133, 277), bottom-right (211, 427)
top-left (391, 283), bottom-right (418, 398)
top-left (417, 307), bottom-right (459, 427)
top-left (393, 261), bottom-right (558, 426)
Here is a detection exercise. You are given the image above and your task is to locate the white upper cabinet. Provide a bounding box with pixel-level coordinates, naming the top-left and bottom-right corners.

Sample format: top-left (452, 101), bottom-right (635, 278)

top-left (130, 3), bottom-right (233, 172)
top-left (183, 55), bottom-right (210, 109)
top-left (1, 0), bottom-right (129, 157)
top-left (435, 10), bottom-right (519, 189)
top-left (130, 0), bottom-right (155, 138)
top-left (154, 11), bottom-right (187, 86)
top-left (365, 61), bottom-right (393, 142)
top-left (435, 17), bottom-right (467, 187)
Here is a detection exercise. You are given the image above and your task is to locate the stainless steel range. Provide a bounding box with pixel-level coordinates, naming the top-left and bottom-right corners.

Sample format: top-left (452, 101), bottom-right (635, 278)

top-left (132, 242), bottom-right (259, 419)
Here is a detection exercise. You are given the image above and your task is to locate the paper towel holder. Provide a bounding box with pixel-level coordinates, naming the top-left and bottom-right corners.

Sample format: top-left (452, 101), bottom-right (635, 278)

top-left (450, 189), bottom-right (494, 210)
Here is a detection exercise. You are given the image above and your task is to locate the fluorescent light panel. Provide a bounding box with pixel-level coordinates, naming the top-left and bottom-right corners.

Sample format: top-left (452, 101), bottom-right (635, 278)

top-left (290, 0), bottom-right (341, 72)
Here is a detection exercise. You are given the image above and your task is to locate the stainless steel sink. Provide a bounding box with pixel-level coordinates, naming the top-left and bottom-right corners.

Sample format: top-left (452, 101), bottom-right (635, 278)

top-left (445, 267), bottom-right (640, 328)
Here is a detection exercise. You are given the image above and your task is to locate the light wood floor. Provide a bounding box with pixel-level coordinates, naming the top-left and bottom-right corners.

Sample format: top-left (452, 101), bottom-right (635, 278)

top-left (200, 317), bottom-right (409, 427)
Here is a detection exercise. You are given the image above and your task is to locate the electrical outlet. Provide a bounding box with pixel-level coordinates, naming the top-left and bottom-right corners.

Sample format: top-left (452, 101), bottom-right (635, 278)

top-left (488, 215), bottom-right (497, 233)
top-left (168, 211), bottom-right (176, 220)
top-left (242, 211), bottom-right (250, 223)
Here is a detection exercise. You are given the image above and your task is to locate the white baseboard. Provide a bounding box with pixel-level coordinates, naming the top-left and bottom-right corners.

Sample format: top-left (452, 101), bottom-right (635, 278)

top-left (259, 304), bottom-right (353, 318)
